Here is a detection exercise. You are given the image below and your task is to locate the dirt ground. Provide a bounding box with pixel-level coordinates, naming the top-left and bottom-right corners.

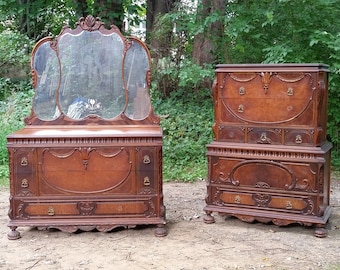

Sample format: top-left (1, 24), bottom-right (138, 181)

top-left (0, 174), bottom-right (339, 270)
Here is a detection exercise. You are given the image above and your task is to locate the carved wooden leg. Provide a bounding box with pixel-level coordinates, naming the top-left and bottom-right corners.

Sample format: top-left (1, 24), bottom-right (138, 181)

top-left (7, 226), bottom-right (21, 240)
top-left (203, 211), bottom-right (215, 224)
top-left (154, 224), bottom-right (167, 237)
top-left (314, 224), bottom-right (327, 238)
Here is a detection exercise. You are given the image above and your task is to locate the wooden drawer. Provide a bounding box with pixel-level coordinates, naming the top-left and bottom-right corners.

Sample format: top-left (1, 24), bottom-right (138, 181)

top-left (217, 125), bottom-right (245, 143)
top-left (37, 147), bottom-right (136, 195)
top-left (12, 197), bottom-right (159, 219)
top-left (284, 129), bottom-right (314, 146)
top-left (209, 156), bottom-right (318, 192)
top-left (136, 147), bottom-right (160, 194)
top-left (247, 127), bottom-right (282, 145)
top-left (218, 72), bottom-right (315, 125)
top-left (215, 188), bottom-right (316, 215)
top-left (11, 149), bottom-right (37, 195)
top-left (14, 172), bottom-right (37, 196)
top-left (217, 126), bottom-right (315, 147)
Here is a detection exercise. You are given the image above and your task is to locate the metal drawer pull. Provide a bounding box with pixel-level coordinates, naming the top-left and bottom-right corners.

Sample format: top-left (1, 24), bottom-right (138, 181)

top-left (20, 157), bottom-right (28, 166)
top-left (239, 86), bottom-right (246, 95)
top-left (234, 195), bottom-right (241, 204)
top-left (286, 201), bottom-right (293, 210)
top-left (143, 155), bottom-right (151, 164)
top-left (295, 135), bottom-right (302, 144)
top-left (258, 132), bottom-right (272, 144)
top-left (21, 179), bottom-right (28, 188)
top-left (47, 207), bottom-right (55, 216)
top-left (144, 177), bottom-right (151, 186)
top-left (238, 104), bottom-right (244, 113)
top-left (287, 87), bottom-right (294, 96)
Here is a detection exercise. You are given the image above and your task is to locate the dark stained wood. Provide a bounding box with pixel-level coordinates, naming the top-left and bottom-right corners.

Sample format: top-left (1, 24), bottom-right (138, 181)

top-left (7, 15), bottom-right (167, 239)
top-left (204, 64), bottom-right (331, 237)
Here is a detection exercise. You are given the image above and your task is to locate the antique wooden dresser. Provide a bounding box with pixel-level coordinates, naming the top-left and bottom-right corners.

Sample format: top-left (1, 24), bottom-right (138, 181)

top-left (204, 64), bottom-right (332, 237)
top-left (7, 16), bottom-right (167, 239)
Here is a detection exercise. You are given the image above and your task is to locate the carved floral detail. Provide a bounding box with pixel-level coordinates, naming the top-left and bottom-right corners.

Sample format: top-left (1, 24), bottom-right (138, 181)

top-left (252, 193), bottom-right (271, 207)
top-left (77, 202), bottom-right (97, 216)
top-left (76, 15), bottom-right (105, 31)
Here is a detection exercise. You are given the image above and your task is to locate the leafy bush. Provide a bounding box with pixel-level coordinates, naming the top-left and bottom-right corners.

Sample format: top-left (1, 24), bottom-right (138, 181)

top-left (153, 87), bottom-right (214, 181)
top-left (0, 80), bottom-right (33, 185)
top-left (0, 30), bottom-right (32, 82)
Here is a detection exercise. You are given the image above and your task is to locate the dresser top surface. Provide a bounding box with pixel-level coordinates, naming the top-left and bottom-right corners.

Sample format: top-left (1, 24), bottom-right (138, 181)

top-left (7, 125), bottom-right (162, 138)
top-left (216, 63), bottom-right (329, 72)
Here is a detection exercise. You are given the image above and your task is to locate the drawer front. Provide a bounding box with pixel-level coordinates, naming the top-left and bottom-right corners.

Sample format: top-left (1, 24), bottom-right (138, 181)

top-left (247, 128), bottom-right (282, 145)
top-left (209, 157), bottom-right (319, 192)
top-left (12, 148), bottom-right (37, 195)
top-left (217, 125), bottom-right (245, 143)
top-left (216, 126), bottom-right (315, 147)
top-left (37, 147), bottom-right (135, 195)
top-left (11, 197), bottom-right (159, 219)
top-left (136, 147), bottom-right (160, 194)
top-left (215, 188), bottom-right (316, 215)
top-left (218, 72), bottom-right (315, 126)
top-left (284, 129), bottom-right (314, 146)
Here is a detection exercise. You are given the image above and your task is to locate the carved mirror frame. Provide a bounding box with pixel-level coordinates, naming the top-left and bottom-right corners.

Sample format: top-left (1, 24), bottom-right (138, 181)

top-left (26, 15), bottom-right (159, 125)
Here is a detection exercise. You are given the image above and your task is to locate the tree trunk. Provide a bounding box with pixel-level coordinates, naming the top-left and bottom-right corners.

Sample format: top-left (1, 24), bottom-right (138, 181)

top-left (146, 0), bottom-right (177, 59)
top-left (73, 0), bottom-right (124, 31)
top-left (192, 0), bottom-right (227, 66)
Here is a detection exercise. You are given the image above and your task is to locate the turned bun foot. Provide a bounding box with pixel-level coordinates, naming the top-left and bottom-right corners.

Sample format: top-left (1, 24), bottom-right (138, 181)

top-left (314, 226), bottom-right (327, 238)
top-left (203, 213), bottom-right (215, 224)
top-left (154, 225), bottom-right (167, 237)
top-left (8, 227), bottom-right (21, 240)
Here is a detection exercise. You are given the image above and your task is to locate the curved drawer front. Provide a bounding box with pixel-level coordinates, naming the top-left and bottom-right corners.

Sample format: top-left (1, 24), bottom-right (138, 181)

top-left (211, 157), bottom-right (318, 192)
top-left (229, 160), bottom-right (294, 189)
top-left (39, 147), bottom-right (132, 194)
top-left (220, 72), bottom-right (314, 124)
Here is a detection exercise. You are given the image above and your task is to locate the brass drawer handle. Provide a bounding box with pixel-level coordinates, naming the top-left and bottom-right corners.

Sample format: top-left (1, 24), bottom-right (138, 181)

top-left (144, 177), bottom-right (151, 186)
top-left (239, 86), bottom-right (246, 95)
top-left (287, 87), bottom-right (294, 96)
top-left (258, 132), bottom-right (272, 144)
top-left (286, 201), bottom-right (293, 210)
top-left (295, 135), bottom-right (302, 144)
top-left (238, 104), bottom-right (244, 113)
top-left (47, 207), bottom-right (55, 216)
top-left (20, 157), bottom-right (28, 166)
top-left (21, 179), bottom-right (29, 188)
top-left (143, 155), bottom-right (151, 164)
top-left (234, 195), bottom-right (241, 204)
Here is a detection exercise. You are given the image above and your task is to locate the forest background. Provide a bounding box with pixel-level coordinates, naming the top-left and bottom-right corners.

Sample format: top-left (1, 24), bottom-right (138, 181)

top-left (0, 0), bottom-right (340, 184)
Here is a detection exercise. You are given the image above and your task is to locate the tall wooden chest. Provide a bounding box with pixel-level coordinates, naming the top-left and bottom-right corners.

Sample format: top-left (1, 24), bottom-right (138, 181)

top-left (204, 64), bottom-right (331, 237)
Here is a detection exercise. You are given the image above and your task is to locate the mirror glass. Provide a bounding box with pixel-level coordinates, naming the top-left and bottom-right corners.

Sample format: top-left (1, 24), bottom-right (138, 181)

top-left (58, 31), bottom-right (125, 120)
top-left (124, 40), bottom-right (151, 120)
top-left (32, 41), bottom-right (60, 121)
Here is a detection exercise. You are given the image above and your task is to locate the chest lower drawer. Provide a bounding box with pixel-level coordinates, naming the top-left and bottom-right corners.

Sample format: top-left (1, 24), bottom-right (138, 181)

top-left (11, 197), bottom-right (159, 219)
top-left (212, 188), bottom-right (318, 215)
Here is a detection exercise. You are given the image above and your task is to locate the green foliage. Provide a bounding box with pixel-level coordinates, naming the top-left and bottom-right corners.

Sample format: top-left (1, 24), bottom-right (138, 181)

top-left (0, 80), bottom-right (33, 185)
top-left (0, 0), bottom-right (75, 39)
top-left (153, 88), bottom-right (214, 181)
top-left (0, 30), bottom-right (33, 86)
top-left (224, 0), bottom-right (340, 168)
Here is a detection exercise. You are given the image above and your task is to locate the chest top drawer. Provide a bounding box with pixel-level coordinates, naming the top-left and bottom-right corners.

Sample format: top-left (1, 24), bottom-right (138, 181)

top-left (213, 64), bottom-right (329, 129)
top-left (218, 72), bottom-right (315, 124)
